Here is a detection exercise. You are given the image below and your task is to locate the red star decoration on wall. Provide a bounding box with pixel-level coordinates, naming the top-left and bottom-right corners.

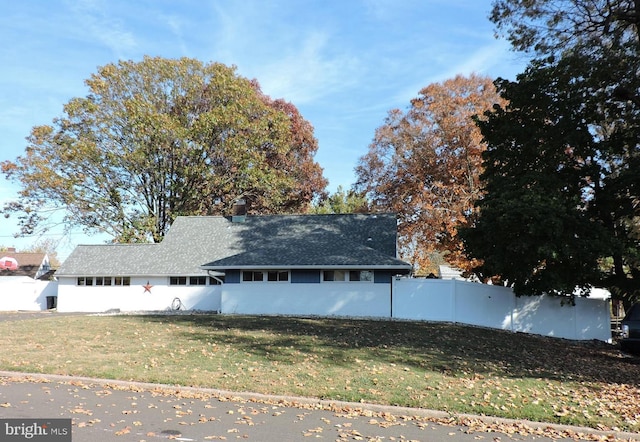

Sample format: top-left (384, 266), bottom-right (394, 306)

top-left (142, 282), bottom-right (153, 293)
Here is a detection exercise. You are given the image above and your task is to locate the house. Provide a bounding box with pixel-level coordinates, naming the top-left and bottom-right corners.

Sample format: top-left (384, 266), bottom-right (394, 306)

top-left (0, 248), bottom-right (57, 310)
top-left (53, 212), bottom-right (613, 342)
top-left (54, 213), bottom-right (413, 314)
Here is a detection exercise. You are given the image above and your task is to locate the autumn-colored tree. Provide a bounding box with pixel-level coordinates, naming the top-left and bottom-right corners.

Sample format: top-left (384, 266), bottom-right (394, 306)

top-left (256, 93), bottom-right (328, 212)
top-left (1, 57), bottom-right (327, 242)
top-left (354, 74), bottom-right (505, 274)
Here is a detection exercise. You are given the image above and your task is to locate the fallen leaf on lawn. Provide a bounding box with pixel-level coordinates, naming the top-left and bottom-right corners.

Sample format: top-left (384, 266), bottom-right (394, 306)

top-left (114, 426), bottom-right (131, 436)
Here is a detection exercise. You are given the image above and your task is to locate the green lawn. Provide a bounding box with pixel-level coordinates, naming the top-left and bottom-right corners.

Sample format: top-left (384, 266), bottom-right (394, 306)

top-left (1, 313), bottom-right (638, 432)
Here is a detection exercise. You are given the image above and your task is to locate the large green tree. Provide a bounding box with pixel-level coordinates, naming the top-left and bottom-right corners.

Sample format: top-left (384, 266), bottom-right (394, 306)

top-left (461, 1), bottom-right (640, 303)
top-left (1, 57), bottom-right (327, 242)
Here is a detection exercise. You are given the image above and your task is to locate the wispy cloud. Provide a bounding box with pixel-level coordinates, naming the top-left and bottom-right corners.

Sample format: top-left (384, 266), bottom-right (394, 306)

top-left (66, 0), bottom-right (137, 58)
top-left (256, 32), bottom-right (361, 104)
top-left (202, 3), bottom-right (362, 104)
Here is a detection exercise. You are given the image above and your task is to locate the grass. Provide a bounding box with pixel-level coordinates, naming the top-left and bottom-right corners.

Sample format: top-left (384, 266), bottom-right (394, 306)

top-left (0, 313), bottom-right (639, 432)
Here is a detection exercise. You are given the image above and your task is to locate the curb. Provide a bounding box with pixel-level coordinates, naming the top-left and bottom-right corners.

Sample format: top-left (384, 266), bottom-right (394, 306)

top-left (1, 371), bottom-right (638, 440)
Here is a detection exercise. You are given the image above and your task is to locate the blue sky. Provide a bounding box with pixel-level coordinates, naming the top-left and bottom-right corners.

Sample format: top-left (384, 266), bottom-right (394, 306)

top-left (0, 0), bottom-right (528, 259)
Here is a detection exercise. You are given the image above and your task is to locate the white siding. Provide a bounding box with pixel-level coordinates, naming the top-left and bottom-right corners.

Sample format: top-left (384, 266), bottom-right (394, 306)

top-left (57, 276), bottom-right (221, 312)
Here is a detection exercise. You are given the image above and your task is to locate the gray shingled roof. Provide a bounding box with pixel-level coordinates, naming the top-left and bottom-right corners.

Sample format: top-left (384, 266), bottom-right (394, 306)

top-left (55, 214), bottom-right (412, 277)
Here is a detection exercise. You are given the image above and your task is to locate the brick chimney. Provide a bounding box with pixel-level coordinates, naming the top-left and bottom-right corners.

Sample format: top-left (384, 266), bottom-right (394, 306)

top-left (232, 199), bottom-right (247, 223)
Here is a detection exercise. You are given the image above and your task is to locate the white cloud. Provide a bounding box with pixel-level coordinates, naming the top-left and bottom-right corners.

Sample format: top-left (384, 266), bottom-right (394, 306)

top-left (66, 0), bottom-right (138, 57)
top-left (255, 32), bottom-right (361, 104)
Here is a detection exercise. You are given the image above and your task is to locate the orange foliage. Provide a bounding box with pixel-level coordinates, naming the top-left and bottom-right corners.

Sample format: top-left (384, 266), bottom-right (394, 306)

top-left (355, 74), bottom-right (506, 274)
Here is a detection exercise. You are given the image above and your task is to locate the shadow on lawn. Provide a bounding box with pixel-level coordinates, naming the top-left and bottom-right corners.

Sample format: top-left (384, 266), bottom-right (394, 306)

top-left (138, 314), bottom-right (640, 386)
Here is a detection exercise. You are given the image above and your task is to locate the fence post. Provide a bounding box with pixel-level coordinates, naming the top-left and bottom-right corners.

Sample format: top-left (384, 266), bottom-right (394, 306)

top-left (451, 279), bottom-right (457, 324)
top-left (390, 277), bottom-right (394, 319)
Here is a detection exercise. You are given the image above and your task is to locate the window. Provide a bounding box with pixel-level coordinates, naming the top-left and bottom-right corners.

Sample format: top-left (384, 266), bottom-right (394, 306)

top-left (243, 271), bottom-right (264, 282)
top-left (114, 277), bottom-right (130, 286)
top-left (242, 270), bottom-right (289, 282)
top-left (323, 270), bottom-right (373, 282)
top-left (350, 270), bottom-right (373, 282)
top-left (267, 271), bottom-right (289, 282)
top-left (78, 276), bottom-right (128, 286)
top-left (189, 276), bottom-right (207, 285)
top-left (323, 270), bottom-right (347, 282)
top-left (209, 276), bottom-right (224, 285)
top-left (171, 276), bottom-right (224, 286)
top-left (170, 276), bottom-right (187, 285)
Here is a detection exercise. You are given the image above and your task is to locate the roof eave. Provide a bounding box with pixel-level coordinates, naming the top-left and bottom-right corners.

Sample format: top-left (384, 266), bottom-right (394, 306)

top-left (200, 264), bottom-right (413, 271)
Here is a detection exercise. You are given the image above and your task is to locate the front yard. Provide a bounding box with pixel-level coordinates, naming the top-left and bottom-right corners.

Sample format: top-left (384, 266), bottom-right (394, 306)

top-left (0, 313), bottom-right (638, 432)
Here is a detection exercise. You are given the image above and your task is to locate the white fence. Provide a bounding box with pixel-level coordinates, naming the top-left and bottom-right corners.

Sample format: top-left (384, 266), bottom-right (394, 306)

top-left (0, 278), bottom-right (58, 311)
top-left (392, 278), bottom-right (611, 342)
top-left (221, 278), bottom-right (611, 342)
top-left (3, 276), bottom-right (611, 342)
top-left (221, 282), bottom-right (391, 317)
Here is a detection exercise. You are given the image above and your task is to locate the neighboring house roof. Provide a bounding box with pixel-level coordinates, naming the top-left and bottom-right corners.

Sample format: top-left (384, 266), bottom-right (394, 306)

top-left (55, 213), bottom-right (412, 277)
top-left (438, 265), bottom-right (464, 280)
top-left (0, 251), bottom-right (50, 279)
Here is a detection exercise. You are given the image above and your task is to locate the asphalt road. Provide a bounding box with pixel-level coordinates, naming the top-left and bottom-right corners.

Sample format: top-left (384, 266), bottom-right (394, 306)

top-left (0, 373), bottom-right (636, 442)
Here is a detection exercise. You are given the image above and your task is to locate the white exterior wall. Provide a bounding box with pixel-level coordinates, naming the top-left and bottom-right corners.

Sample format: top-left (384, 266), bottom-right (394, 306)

top-left (392, 278), bottom-right (611, 342)
top-left (49, 275), bottom-right (611, 342)
top-left (0, 277), bottom-right (58, 311)
top-left (221, 282), bottom-right (391, 317)
top-left (56, 276), bottom-right (221, 313)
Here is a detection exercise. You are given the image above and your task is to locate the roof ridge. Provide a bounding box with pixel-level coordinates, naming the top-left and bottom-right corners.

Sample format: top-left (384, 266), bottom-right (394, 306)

top-left (173, 212), bottom-right (397, 219)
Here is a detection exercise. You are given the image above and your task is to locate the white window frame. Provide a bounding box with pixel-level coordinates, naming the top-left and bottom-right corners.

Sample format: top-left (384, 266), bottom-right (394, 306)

top-left (170, 276), bottom-right (187, 286)
top-left (242, 270), bottom-right (289, 283)
top-left (322, 270), bottom-right (374, 282)
top-left (189, 276), bottom-right (207, 286)
top-left (77, 276), bottom-right (129, 286)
